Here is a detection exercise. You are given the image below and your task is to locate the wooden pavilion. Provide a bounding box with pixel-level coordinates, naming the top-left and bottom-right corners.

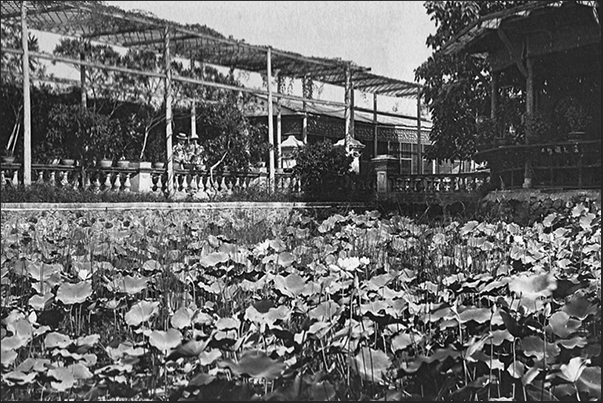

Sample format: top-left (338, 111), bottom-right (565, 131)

top-left (1, 1), bottom-right (427, 195)
top-left (443, 0), bottom-right (600, 190)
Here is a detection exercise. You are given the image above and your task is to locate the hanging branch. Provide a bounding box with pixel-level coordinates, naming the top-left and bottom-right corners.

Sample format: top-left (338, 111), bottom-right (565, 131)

top-left (208, 151), bottom-right (228, 198)
top-left (5, 105), bottom-right (23, 155)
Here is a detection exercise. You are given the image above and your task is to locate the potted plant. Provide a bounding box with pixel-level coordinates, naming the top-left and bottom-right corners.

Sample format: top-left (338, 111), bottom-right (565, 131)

top-left (475, 116), bottom-right (499, 150)
top-left (522, 111), bottom-right (551, 141)
top-left (564, 104), bottom-right (592, 137)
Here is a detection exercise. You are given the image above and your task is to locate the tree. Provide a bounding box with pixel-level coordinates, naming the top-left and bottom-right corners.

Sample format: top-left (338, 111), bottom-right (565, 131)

top-left (292, 140), bottom-right (353, 200)
top-left (415, 1), bottom-right (528, 161)
top-left (1, 18), bottom-right (44, 157)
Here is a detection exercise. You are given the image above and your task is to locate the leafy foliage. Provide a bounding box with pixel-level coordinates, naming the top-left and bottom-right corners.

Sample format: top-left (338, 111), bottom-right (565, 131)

top-left (292, 140), bottom-right (354, 199)
top-left (1, 202), bottom-right (600, 401)
top-left (416, 1), bottom-right (530, 161)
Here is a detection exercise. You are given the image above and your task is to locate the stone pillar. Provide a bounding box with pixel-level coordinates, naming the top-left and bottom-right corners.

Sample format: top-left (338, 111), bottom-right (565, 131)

top-left (372, 155), bottom-right (398, 194)
top-left (130, 162), bottom-right (153, 193)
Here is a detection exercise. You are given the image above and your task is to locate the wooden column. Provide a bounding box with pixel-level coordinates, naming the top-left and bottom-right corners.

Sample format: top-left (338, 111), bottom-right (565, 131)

top-left (191, 100), bottom-right (196, 138)
top-left (267, 47), bottom-right (275, 191)
top-left (21, 1), bottom-right (31, 186)
top-left (416, 89), bottom-right (423, 175)
top-left (523, 57), bottom-right (534, 188)
top-left (373, 93), bottom-right (378, 156)
top-left (164, 26), bottom-right (174, 196)
top-left (276, 74), bottom-right (282, 170)
top-left (302, 75), bottom-right (308, 144)
top-left (344, 63), bottom-right (351, 150)
top-left (80, 43), bottom-right (87, 109)
top-left (490, 71), bottom-right (498, 121)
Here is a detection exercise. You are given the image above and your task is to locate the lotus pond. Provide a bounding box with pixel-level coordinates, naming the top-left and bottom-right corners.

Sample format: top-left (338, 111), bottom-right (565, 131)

top-left (0, 204), bottom-right (601, 401)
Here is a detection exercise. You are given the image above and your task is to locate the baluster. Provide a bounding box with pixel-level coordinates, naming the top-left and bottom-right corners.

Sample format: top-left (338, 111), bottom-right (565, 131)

top-left (92, 173), bottom-right (101, 192)
top-left (84, 173), bottom-right (91, 191)
top-left (112, 173), bottom-right (122, 191)
top-left (190, 173), bottom-right (198, 193)
top-left (155, 173), bottom-right (163, 194)
top-left (72, 171), bottom-right (80, 190)
top-left (123, 173), bottom-right (131, 192)
top-left (233, 176), bottom-right (241, 192)
top-left (219, 175), bottom-right (227, 193)
top-left (181, 173), bottom-right (189, 193)
top-left (48, 171), bottom-right (55, 187)
top-left (104, 172), bottom-right (112, 191)
top-left (37, 170), bottom-right (45, 185)
top-left (1, 170), bottom-right (6, 189)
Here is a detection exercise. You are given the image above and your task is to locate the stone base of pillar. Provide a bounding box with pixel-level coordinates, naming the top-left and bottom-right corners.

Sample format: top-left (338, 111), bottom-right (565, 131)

top-left (130, 162), bottom-right (153, 193)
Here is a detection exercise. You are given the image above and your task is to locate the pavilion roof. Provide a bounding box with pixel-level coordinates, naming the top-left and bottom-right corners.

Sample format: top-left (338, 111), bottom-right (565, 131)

top-left (1, 1), bottom-right (423, 98)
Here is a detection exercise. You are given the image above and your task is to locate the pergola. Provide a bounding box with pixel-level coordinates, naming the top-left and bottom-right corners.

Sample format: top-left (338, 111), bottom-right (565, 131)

top-left (441, 0), bottom-right (600, 188)
top-left (1, 1), bottom-right (425, 194)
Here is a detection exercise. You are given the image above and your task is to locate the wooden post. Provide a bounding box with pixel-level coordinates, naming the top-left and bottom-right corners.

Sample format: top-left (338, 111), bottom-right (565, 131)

top-left (523, 57), bottom-right (534, 188)
top-left (373, 93), bottom-right (378, 157)
top-left (416, 89), bottom-right (423, 175)
top-left (267, 47), bottom-right (275, 191)
top-left (491, 72), bottom-right (498, 121)
top-left (21, 1), bottom-right (31, 186)
top-left (302, 75), bottom-right (308, 144)
top-left (80, 43), bottom-right (87, 109)
top-left (276, 74), bottom-right (282, 170)
top-left (191, 100), bottom-right (196, 138)
top-left (344, 63), bottom-right (351, 151)
top-left (164, 26), bottom-right (174, 196)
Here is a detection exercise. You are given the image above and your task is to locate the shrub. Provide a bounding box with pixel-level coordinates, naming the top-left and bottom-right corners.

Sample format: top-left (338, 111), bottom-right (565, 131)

top-left (292, 140), bottom-right (354, 200)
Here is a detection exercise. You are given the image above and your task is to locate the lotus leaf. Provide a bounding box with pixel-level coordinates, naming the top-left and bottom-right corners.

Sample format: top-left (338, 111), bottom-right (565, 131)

top-left (273, 273), bottom-right (306, 297)
top-left (508, 273), bottom-right (557, 301)
top-left (458, 307), bottom-right (491, 324)
top-left (556, 336), bottom-right (588, 349)
top-left (1, 349), bottom-right (18, 366)
top-left (149, 328), bottom-right (182, 353)
top-left (124, 300), bottom-right (160, 327)
top-left (350, 347), bottom-right (391, 383)
top-left (56, 281), bottom-right (93, 305)
top-left (562, 294), bottom-right (599, 320)
top-left (218, 349), bottom-right (285, 381)
top-left (109, 274), bottom-right (149, 295)
top-left (199, 252), bottom-right (229, 267)
top-left (167, 338), bottom-right (210, 361)
top-left (520, 335), bottom-right (560, 362)
top-left (28, 293), bottom-right (54, 311)
top-left (171, 307), bottom-right (195, 329)
top-left (48, 367), bottom-right (76, 391)
top-left (25, 261), bottom-right (61, 282)
top-left (391, 332), bottom-right (422, 353)
top-left (558, 356), bottom-right (588, 383)
top-left (142, 259), bottom-right (162, 272)
top-left (308, 300), bottom-right (340, 321)
top-left (215, 316), bottom-right (240, 330)
top-left (507, 360), bottom-right (525, 379)
top-left (198, 348), bottom-right (222, 366)
top-left (576, 366), bottom-right (601, 399)
top-left (547, 311), bottom-right (582, 338)
top-left (2, 370), bottom-right (37, 386)
top-left (15, 357), bottom-right (51, 372)
top-left (44, 332), bottom-right (72, 349)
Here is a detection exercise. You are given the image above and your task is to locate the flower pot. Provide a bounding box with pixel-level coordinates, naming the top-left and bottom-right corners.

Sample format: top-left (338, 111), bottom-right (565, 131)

top-left (98, 159), bottom-right (113, 168)
top-left (116, 160), bottom-right (130, 169)
top-left (153, 162), bottom-right (165, 169)
top-left (60, 158), bottom-right (75, 166)
top-left (2, 155), bottom-right (16, 164)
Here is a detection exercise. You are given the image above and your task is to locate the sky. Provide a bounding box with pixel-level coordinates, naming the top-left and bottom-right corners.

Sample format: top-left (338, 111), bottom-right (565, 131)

top-left (36, 1), bottom-right (437, 115)
top-left (105, 1), bottom-right (436, 84)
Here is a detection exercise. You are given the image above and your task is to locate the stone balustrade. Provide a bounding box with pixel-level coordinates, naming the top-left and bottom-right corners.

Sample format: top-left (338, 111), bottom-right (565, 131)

top-left (0, 162), bottom-right (302, 199)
